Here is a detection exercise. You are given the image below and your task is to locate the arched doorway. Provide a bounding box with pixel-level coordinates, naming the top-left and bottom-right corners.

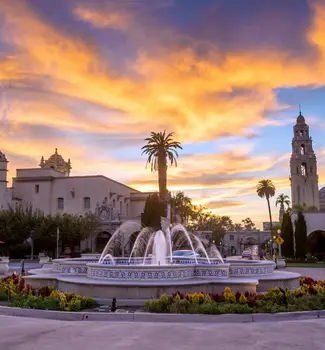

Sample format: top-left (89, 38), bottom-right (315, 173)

top-left (243, 237), bottom-right (259, 256)
top-left (96, 231), bottom-right (111, 253)
top-left (307, 231), bottom-right (325, 261)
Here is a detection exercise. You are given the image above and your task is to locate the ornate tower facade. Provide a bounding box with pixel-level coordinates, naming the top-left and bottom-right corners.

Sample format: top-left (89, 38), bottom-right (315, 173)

top-left (290, 112), bottom-right (319, 210)
top-left (0, 150), bottom-right (8, 209)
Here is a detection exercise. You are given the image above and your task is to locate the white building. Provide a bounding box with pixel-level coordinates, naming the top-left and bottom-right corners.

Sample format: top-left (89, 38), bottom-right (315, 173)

top-left (0, 148), bottom-right (151, 252)
top-left (223, 230), bottom-right (271, 257)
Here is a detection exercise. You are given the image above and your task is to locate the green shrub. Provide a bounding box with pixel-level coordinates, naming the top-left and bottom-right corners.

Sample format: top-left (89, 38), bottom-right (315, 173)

top-left (68, 297), bottom-right (82, 312)
top-left (81, 296), bottom-right (97, 309)
top-left (255, 300), bottom-right (287, 313)
top-left (144, 298), bottom-right (172, 313)
top-left (263, 288), bottom-right (286, 305)
top-left (48, 290), bottom-right (67, 310)
top-left (194, 302), bottom-right (220, 315)
top-left (217, 303), bottom-right (253, 314)
top-left (169, 299), bottom-right (190, 313)
top-left (0, 290), bottom-right (7, 301)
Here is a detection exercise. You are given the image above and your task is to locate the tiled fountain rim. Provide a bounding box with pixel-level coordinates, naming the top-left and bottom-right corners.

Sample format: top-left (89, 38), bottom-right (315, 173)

top-left (87, 263), bottom-right (230, 281)
top-left (86, 262), bottom-right (231, 270)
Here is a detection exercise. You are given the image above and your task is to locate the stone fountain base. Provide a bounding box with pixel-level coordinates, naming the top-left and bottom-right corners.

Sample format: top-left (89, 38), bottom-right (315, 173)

top-left (24, 257), bottom-right (300, 299)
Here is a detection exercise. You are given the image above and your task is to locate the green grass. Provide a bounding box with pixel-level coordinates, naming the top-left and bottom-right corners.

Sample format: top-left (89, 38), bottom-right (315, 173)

top-left (286, 262), bottom-right (325, 268)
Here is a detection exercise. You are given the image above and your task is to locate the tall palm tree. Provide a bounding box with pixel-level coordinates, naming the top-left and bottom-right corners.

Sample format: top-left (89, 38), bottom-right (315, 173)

top-left (257, 179), bottom-right (276, 232)
top-left (276, 193), bottom-right (290, 222)
top-left (142, 131), bottom-right (182, 202)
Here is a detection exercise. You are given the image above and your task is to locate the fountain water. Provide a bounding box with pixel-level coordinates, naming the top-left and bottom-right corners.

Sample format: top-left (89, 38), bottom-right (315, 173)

top-left (101, 253), bottom-right (115, 265)
top-left (152, 230), bottom-right (167, 265)
top-left (99, 221), bottom-right (141, 263)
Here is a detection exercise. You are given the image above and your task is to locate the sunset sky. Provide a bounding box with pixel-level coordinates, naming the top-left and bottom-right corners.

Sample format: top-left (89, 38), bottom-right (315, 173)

top-left (1, 0), bottom-right (325, 228)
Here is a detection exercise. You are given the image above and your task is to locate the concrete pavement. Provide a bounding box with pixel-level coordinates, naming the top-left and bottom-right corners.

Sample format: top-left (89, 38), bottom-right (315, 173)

top-left (285, 267), bottom-right (325, 280)
top-left (0, 315), bottom-right (325, 350)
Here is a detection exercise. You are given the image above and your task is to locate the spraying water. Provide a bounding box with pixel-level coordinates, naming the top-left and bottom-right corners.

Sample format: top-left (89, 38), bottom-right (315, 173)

top-left (101, 254), bottom-right (115, 265)
top-left (99, 221), bottom-right (141, 263)
top-left (152, 230), bottom-right (167, 265)
top-left (171, 224), bottom-right (198, 264)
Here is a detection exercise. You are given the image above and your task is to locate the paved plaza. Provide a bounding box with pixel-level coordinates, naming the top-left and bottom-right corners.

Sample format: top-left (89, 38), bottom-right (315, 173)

top-left (286, 267), bottom-right (325, 280)
top-left (0, 315), bottom-right (325, 350)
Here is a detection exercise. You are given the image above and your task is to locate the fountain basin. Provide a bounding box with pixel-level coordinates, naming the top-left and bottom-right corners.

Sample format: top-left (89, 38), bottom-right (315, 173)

top-left (87, 263), bottom-right (230, 281)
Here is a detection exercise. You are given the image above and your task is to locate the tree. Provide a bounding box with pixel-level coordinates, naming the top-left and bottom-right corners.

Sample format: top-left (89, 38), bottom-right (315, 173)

top-left (171, 192), bottom-right (196, 224)
top-left (257, 179), bottom-right (275, 233)
top-left (80, 212), bottom-right (102, 253)
top-left (281, 211), bottom-right (294, 257)
top-left (295, 211), bottom-right (307, 259)
top-left (276, 193), bottom-right (290, 222)
top-left (141, 193), bottom-right (165, 230)
top-left (142, 131), bottom-right (182, 206)
top-left (0, 204), bottom-right (44, 257)
top-left (242, 218), bottom-right (256, 231)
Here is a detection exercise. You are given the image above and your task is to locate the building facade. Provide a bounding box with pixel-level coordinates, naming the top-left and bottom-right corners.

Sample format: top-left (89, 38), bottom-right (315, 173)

top-left (0, 149), bottom-right (151, 252)
top-left (290, 112), bottom-right (320, 210)
top-left (223, 230), bottom-right (271, 257)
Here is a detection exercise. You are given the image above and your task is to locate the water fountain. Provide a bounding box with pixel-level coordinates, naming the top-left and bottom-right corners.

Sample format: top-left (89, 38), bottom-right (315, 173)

top-left (26, 221), bottom-right (301, 299)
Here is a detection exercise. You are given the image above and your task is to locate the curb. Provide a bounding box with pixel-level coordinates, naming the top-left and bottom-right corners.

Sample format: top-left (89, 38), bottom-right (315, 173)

top-left (0, 306), bottom-right (325, 323)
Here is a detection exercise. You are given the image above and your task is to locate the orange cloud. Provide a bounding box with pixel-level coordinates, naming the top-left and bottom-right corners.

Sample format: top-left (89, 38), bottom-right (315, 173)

top-left (74, 5), bottom-right (130, 30)
top-left (1, 1), bottom-right (325, 143)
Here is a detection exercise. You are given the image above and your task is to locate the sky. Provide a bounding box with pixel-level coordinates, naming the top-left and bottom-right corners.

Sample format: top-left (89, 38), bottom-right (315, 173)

top-left (1, 0), bottom-right (325, 228)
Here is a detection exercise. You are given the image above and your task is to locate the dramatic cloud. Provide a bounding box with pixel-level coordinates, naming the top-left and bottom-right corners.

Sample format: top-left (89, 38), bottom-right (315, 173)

top-left (0, 0), bottom-right (325, 226)
top-left (74, 6), bottom-right (130, 30)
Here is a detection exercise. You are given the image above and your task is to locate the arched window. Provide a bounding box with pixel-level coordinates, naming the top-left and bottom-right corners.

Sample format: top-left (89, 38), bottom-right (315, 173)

top-left (301, 162), bottom-right (307, 176)
top-left (300, 144), bottom-right (305, 155)
top-left (113, 199), bottom-right (116, 208)
top-left (120, 201), bottom-right (123, 215)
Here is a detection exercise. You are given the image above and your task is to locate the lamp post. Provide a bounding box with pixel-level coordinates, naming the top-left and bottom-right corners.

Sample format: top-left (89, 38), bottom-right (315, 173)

top-left (56, 227), bottom-right (60, 259)
top-left (272, 234), bottom-right (277, 258)
top-left (277, 229), bottom-right (282, 258)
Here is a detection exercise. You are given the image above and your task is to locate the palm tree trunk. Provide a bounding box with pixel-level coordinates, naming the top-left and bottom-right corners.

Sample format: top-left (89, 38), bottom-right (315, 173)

top-left (266, 196), bottom-right (273, 232)
top-left (158, 153), bottom-right (167, 201)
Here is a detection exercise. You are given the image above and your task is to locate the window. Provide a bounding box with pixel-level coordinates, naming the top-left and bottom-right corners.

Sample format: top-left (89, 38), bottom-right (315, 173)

top-left (35, 184), bottom-right (39, 193)
top-left (83, 197), bottom-right (90, 209)
top-left (113, 199), bottom-right (116, 208)
top-left (310, 166), bottom-right (313, 174)
top-left (120, 201), bottom-right (122, 214)
top-left (126, 203), bottom-right (129, 216)
top-left (230, 235), bottom-right (234, 241)
top-left (299, 130), bottom-right (304, 137)
top-left (57, 197), bottom-right (64, 210)
top-left (301, 162), bottom-right (307, 176)
top-left (300, 144), bottom-right (305, 155)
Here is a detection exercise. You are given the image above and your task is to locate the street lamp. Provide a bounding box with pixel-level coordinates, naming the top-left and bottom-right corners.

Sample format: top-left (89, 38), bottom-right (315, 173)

top-left (277, 229), bottom-right (282, 257)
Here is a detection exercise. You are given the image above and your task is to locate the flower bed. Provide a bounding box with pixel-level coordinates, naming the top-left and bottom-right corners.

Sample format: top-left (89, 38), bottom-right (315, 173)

top-left (0, 273), bottom-right (97, 312)
top-left (144, 277), bottom-right (325, 314)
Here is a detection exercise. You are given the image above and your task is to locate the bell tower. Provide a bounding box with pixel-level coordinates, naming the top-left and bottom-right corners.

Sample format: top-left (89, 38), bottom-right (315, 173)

top-left (0, 150), bottom-right (8, 209)
top-left (290, 112), bottom-right (319, 210)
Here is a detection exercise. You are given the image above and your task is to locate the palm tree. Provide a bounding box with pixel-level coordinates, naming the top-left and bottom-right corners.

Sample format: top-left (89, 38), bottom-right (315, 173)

top-left (142, 131), bottom-right (182, 202)
top-left (275, 194), bottom-right (290, 222)
top-left (256, 179), bottom-right (276, 232)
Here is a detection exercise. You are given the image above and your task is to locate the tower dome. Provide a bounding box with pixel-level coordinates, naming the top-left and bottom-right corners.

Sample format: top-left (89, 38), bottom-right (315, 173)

top-left (40, 148), bottom-right (71, 176)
